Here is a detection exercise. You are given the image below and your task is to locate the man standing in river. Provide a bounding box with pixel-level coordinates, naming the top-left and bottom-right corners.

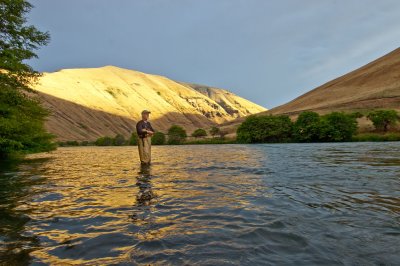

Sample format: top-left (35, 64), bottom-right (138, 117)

top-left (136, 110), bottom-right (154, 164)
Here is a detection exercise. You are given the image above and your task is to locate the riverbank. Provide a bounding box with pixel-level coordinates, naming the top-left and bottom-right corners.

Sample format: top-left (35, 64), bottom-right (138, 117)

top-left (53, 132), bottom-right (400, 148)
top-left (352, 132), bottom-right (400, 142)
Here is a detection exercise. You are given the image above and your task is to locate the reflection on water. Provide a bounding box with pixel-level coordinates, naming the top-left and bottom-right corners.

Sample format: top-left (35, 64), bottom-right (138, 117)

top-left (131, 164), bottom-right (154, 223)
top-left (136, 164), bottom-right (154, 205)
top-left (0, 143), bottom-right (400, 265)
top-left (0, 158), bottom-right (51, 265)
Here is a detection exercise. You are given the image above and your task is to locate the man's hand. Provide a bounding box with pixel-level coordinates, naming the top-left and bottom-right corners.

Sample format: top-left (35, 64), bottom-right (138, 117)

top-left (146, 130), bottom-right (154, 136)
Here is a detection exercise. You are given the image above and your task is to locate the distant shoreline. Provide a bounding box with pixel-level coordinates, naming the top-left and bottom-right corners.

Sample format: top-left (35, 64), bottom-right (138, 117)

top-left (56, 132), bottom-right (400, 147)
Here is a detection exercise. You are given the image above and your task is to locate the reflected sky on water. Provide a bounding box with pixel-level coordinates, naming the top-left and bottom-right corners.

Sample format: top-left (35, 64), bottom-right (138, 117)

top-left (1, 143), bottom-right (399, 265)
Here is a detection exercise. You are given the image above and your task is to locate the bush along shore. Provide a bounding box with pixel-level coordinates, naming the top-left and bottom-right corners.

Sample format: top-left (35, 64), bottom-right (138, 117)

top-left (237, 110), bottom-right (400, 143)
top-left (57, 125), bottom-right (231, 147)
top-left (57, 110), bottom-right (400, 147)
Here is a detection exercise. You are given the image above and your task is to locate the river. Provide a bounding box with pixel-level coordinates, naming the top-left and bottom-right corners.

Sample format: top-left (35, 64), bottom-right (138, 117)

top-left (1, 143), bottom-right (399, 265)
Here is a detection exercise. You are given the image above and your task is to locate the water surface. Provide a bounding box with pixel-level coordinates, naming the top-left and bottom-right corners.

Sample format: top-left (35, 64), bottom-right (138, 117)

top-left (1, 143), bottom-right (399, 265)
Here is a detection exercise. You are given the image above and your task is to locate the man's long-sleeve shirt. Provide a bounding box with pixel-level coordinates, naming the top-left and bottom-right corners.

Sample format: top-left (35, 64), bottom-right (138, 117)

top-left (136, 120), bottom-right (155, 138)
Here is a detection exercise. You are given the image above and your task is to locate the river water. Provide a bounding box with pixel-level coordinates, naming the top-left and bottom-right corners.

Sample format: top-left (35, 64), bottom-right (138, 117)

top-left (0, 143), bottom-right (399, 265)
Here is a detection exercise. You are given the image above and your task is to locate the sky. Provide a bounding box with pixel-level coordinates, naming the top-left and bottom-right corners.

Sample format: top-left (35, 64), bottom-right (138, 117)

top-left (28, 0), bottom-right (400, 109)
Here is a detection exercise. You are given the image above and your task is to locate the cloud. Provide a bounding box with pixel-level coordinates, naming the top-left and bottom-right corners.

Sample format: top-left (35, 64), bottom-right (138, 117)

top-left (28, 0), bottom-right (400, 108)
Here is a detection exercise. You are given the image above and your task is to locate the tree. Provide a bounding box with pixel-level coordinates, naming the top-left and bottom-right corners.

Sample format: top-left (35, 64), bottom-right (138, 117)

top-left (219, 130), bottom-right (228, 139)
top-left (80, 140), bottom-right (89, 146)
top-left (152, 132), bottom-right (166, 145)
top-left (237, 115), bottom-right (293, 143)
top-left (209, 126), bottom-right (220, 138)
top-left (0, 0), bottom-right (56, 158)
top-left (113, 134), bottom-right (126, 146)
top-left (167, 125), bottom-right (187, 144)
top-left (293, 111), bottom-right (321, 142)
top-left (191, 128), bottom-right (207, 138)
top-left (66, 140), bottom-right (79, 146)
top-left (94, 136), bottom-right (113, 146)
top-left (319, 112), bottom-right (357, 142)
top-left (129, 132), bottom-right (138, 145)
top-left (350, 112), bottom-right (364, 119)
top-left (367, 110), bottom-right (399, 132)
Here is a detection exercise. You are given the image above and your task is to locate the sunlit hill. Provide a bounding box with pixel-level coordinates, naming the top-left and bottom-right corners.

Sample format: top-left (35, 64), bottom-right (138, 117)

top-left (28, 66), bottom-right (266, 141)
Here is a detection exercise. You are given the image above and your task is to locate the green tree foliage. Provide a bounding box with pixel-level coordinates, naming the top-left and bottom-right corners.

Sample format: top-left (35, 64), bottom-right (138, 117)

top-left (167, 125), bottom-right (187, 144)
top-left (349, 112), bottom-right (363, 119)
top-left (94, 136), bottom-right (113, 146)
top-left (191, 128), bottom-right (207, 138)
top-left (65, 140), bottom-right (79, 146)
top-left (0, 0), bottom-right (56, 158)
top-left (129, 132), bottom-right (138, 145)
top-left (209, 126), bottom-right (220, 137)
top-left (237, 112), bottom-right (359, 143)
top-left (113, 134), bottom-right (126, 146)
top-left (367, 110), bottom-right (399, 132)
top-left (236, 115), bottom-right (293, 143)
top-left (152, 132), bottom-right (166, 145)
top-left (319, 112), bottom-right (358, 142)
top-left (293, 111), bottom-right (321, 142)
top-left (80, 140), bottom-right (89, 146)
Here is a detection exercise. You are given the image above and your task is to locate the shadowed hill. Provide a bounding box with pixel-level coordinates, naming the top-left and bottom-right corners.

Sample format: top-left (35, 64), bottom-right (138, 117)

top-left (265, 47), bottom-right (400, 115)
top-left (220, 47), bottom-right (400, 136)
top-left (29, 66), bottom-right (266, 141)
top-left (27, 91), bottom-right (220, 142)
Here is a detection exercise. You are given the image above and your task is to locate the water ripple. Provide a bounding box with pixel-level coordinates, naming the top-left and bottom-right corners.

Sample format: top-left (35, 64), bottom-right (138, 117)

top-left (0, 143), bottom-right (399, 265)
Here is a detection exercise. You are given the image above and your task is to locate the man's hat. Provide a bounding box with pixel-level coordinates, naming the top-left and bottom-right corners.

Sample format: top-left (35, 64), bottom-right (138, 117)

top-left (141, 110), bottom-right (151, 114)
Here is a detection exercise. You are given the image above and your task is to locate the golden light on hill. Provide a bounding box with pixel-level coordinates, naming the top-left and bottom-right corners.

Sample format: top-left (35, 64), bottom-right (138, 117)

top-left (30, 66), bottom-right (266, 141)
top-left (219, 47), bottom-right (400, 136)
